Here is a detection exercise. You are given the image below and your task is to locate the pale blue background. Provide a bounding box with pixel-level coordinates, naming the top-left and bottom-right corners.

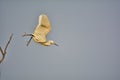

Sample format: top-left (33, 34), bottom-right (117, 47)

top-left (0, 0), bottom-right (120, 80)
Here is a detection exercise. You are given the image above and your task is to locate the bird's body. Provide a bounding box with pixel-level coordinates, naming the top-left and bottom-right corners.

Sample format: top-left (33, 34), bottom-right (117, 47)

top-left (33, 14), bottom-right (51, 43)
top-left (23, 14), bottom-right (58, 46)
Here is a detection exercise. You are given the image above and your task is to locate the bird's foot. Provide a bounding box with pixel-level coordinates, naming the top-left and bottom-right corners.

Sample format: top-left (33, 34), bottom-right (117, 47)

top-left (22, 32), bottom-right (27, 37)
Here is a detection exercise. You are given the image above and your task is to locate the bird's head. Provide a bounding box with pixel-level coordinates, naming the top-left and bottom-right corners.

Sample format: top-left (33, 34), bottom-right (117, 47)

top-left (49, 40), bottom-right (59, 46)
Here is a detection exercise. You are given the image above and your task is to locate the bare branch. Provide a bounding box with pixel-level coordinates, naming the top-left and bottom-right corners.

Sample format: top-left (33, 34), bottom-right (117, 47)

top-left (0, 47), bottom-right (3, 55)
top-left (0, 33), bottom-right (13, 64)
top-left (0, 53), bottom-right (5, 64)
top-left (4, 33), bottom-right (13, 54)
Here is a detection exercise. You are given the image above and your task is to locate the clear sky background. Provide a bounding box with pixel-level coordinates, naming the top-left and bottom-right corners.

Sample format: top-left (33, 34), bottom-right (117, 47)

top-left (0, 0), bottom-right (120, 80)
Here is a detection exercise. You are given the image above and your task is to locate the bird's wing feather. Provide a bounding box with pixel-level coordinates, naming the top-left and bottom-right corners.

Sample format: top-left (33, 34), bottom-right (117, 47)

top-left (33, 14), bottom-right (51, 42)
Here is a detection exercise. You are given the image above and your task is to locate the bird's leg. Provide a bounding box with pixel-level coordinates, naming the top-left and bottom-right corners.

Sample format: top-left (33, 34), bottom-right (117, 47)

top-left (27, 37), bottom-right (33, 46)
top-left (22, 32), bottom-right (34, 46)
top-left (22, 32), bottom-right (33, 37)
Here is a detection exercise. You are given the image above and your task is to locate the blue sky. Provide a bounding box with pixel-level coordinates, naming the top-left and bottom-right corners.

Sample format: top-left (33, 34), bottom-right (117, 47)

top-left (0, 0), bottom-right (120, 80)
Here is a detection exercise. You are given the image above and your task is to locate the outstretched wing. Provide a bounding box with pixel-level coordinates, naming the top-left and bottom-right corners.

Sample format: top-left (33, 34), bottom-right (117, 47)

top-left (33, 14), bottom-right (51, 42)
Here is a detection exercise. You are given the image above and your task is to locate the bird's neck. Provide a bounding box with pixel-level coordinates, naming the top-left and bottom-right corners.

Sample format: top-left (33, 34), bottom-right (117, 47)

top-left (41, 41), bottom-right (51, 46)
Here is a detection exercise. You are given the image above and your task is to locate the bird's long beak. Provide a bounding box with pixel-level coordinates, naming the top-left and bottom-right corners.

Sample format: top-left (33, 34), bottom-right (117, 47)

top-left (54, 43), bottom-right (59, 46)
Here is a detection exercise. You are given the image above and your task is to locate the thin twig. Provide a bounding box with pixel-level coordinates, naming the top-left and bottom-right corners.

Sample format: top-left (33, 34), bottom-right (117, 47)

top-left (0, 33), bottom-right (13, 64)
top-left (0, 47), bottom-right (3, 55)
top-left (4, 33), bottom-right (13, 54)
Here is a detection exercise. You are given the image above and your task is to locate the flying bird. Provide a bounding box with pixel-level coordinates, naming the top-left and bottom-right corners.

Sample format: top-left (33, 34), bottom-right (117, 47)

top-left (23, 14), bottom-right (58, 46)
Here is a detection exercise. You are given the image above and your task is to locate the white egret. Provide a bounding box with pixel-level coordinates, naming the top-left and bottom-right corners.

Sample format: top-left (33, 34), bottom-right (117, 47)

top-left (23, 14), bottom-right (58, 46)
